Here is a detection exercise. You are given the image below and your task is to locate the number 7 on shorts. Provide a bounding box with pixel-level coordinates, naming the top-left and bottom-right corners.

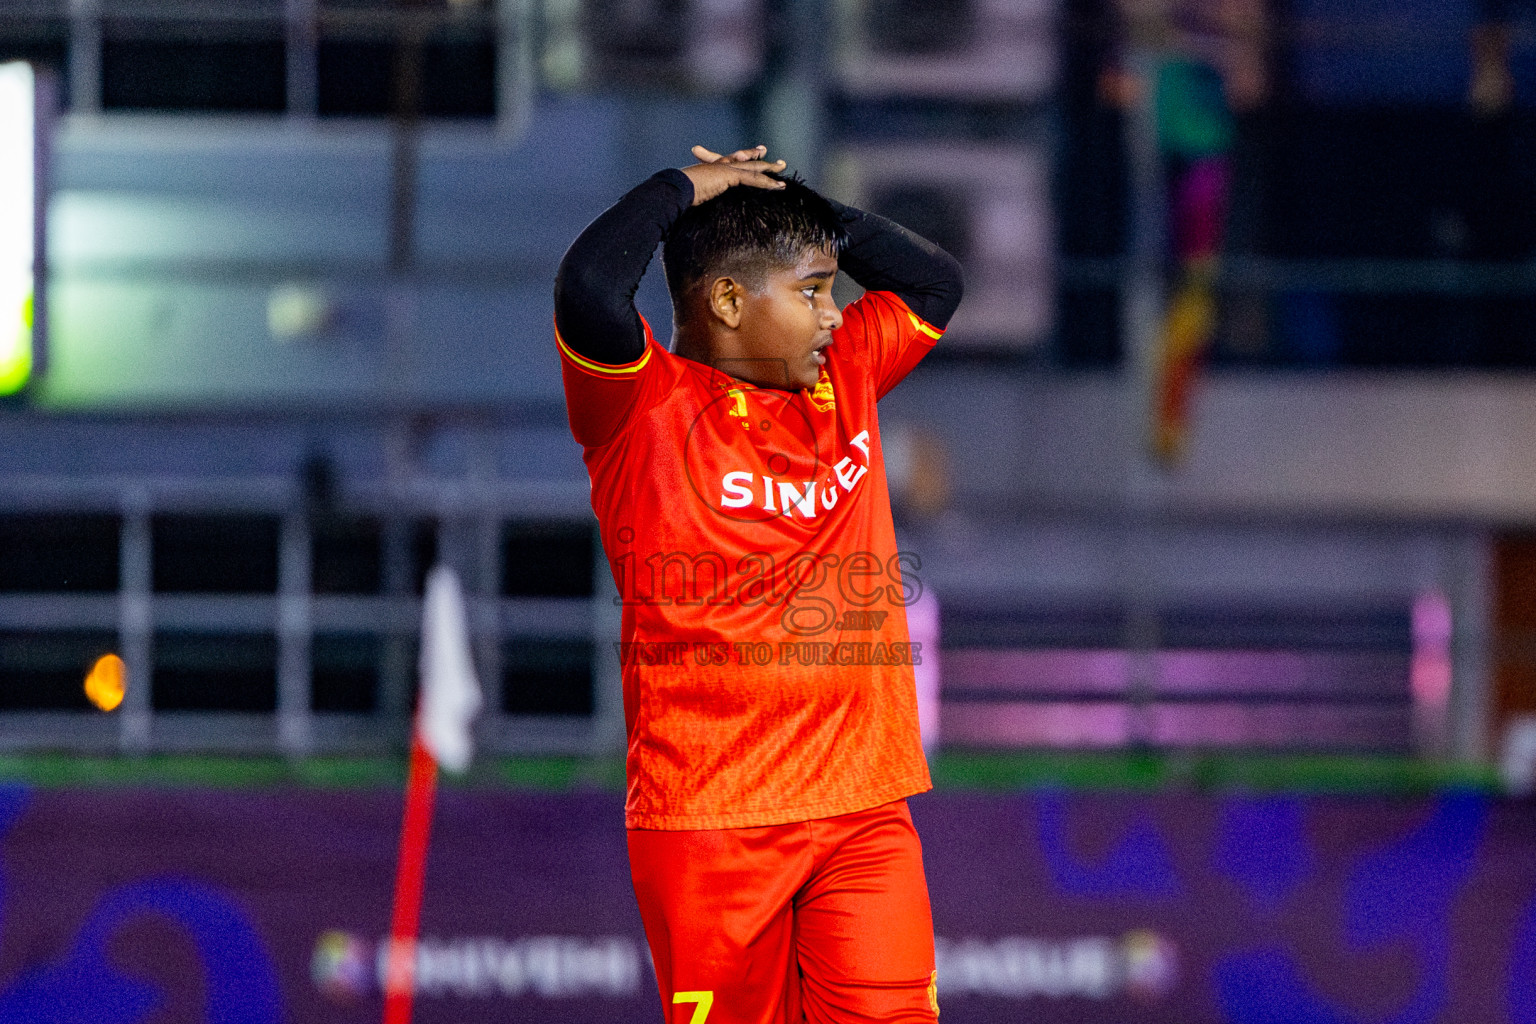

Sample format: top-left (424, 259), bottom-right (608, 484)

top-left (673, 990), bottom-right (714, 1023)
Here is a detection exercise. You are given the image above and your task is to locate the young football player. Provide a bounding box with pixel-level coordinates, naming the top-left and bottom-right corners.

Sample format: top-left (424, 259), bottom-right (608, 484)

top-left (554, 144), bottom-right (963, 1023)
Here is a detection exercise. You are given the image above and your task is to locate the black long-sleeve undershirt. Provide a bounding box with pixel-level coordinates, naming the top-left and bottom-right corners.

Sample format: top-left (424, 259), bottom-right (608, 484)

top-left (553, 168), bottom-right (965, 366)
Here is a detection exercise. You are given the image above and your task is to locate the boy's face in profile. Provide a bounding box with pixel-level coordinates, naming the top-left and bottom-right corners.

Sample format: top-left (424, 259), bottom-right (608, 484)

top-left (718, 245), bottom-right (843, 391)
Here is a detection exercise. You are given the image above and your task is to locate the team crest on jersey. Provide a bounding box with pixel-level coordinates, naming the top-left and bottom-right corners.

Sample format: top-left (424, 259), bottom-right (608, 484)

top-left (809, 369), bottom-right (835, 413)
top-left (723, 386), bottom-right (750, 425)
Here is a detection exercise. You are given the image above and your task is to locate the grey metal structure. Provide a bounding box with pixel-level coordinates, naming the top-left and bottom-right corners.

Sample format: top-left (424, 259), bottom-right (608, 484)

top-left (0, 415), bottom-right (619, 758)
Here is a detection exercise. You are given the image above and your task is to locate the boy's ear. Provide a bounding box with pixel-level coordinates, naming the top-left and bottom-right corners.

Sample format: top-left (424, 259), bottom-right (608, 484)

top-left (708, 276), bottom-right (744, 329)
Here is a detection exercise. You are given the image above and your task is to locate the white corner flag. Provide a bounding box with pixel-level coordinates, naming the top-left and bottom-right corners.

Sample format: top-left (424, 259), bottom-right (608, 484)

top-left (418, 564), bottom-right (483, 774)
top-left (386, 564), bottom-right (484, 1024)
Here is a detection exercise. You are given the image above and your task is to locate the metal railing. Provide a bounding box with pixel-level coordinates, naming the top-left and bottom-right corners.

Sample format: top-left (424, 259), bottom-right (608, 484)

top-left (0, 438), bottom-right (623, 759)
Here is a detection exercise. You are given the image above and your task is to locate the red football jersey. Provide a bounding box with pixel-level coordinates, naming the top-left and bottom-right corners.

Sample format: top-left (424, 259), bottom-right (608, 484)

top-left (559, 290), bottom-right (942, 829)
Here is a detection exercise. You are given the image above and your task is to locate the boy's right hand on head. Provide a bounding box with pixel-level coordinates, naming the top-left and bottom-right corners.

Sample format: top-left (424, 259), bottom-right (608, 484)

top-left (681, 144), bottom-right (787, 206)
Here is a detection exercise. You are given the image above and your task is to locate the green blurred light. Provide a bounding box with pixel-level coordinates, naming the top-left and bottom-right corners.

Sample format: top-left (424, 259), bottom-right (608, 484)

top-left (0, 287), bottom-right (31, 395)
top-left (1156, 58), bottom-right (1233, 159)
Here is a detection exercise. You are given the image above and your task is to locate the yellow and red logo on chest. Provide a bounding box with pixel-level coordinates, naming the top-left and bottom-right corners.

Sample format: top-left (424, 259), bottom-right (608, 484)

top-left (809, 368), bottom-right (836, 413)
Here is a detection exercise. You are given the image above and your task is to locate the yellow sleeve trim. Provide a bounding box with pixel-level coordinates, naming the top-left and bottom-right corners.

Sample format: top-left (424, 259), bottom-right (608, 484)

top-left (906, 309), bottom-right (945, 341)
top-left (556, 329), bottom-right (653, 375)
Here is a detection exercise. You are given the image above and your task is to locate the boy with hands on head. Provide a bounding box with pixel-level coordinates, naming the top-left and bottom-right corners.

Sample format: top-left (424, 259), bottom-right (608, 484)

top-left (554, 143), bottom-right (963, 1023)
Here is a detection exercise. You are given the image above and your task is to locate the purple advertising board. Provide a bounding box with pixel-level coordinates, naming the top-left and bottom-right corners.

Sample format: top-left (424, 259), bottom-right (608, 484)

top-left (0, 784), bottom-right (1531, 1022)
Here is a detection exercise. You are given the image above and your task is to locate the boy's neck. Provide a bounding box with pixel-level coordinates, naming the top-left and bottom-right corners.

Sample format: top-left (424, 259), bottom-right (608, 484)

top-left (671, 321), bottom-right (712, 369)
top-left (672, 326), bottom-right (802, 392)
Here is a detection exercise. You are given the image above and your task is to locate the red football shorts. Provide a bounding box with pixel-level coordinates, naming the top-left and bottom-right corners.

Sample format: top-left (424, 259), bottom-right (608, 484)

top-left (627, 798), bottom-right (939, 1024)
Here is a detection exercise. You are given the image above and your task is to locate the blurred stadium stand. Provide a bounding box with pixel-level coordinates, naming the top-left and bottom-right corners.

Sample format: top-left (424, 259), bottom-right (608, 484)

top-left (0, 0), bottom-right (1535, 774)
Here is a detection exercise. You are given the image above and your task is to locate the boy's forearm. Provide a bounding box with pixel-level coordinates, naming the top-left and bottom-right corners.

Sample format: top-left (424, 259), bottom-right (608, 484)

top-left (554, 169), bottom-right (694, 364)
top-left (829, 200), bottom-right (965, 331)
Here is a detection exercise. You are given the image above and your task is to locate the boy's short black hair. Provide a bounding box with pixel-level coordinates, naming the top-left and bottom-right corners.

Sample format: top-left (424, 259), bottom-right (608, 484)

top-left (662, 173), bottom-right (849, 307)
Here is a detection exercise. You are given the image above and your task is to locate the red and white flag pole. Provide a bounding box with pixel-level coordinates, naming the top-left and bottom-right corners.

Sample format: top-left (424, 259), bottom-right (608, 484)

top-left (382, 565), bottom-right (482, 1024)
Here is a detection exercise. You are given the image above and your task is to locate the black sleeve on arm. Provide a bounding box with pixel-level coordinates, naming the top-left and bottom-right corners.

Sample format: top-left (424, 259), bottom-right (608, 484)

top-left (829, 199), bottom-right (965, 331)
top-left (553, 168), bottom-right (694, 365)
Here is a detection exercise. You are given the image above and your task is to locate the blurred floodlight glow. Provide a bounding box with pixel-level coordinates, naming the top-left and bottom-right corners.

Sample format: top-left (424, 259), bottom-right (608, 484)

top-left (268, 283), bottom-right (334, 341)
top-left (0, 62), bottom-right (33, 395)
top-left (85, 653), bottom-right (127, 712)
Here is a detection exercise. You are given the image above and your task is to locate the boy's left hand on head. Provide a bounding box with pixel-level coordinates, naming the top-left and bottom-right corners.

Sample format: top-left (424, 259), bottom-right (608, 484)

top-left (681, 144), bottom-right (787, 205)
top-left (691, 144), bottom-right (777, 167)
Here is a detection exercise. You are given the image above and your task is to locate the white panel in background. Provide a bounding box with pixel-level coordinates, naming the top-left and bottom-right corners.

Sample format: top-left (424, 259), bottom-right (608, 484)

top-left (0, 61), bottom-right (34, 394)
top-left (833, 0), bottom-right (1058, 101)
top-left (827, 142), bottom-right (1055, 349)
